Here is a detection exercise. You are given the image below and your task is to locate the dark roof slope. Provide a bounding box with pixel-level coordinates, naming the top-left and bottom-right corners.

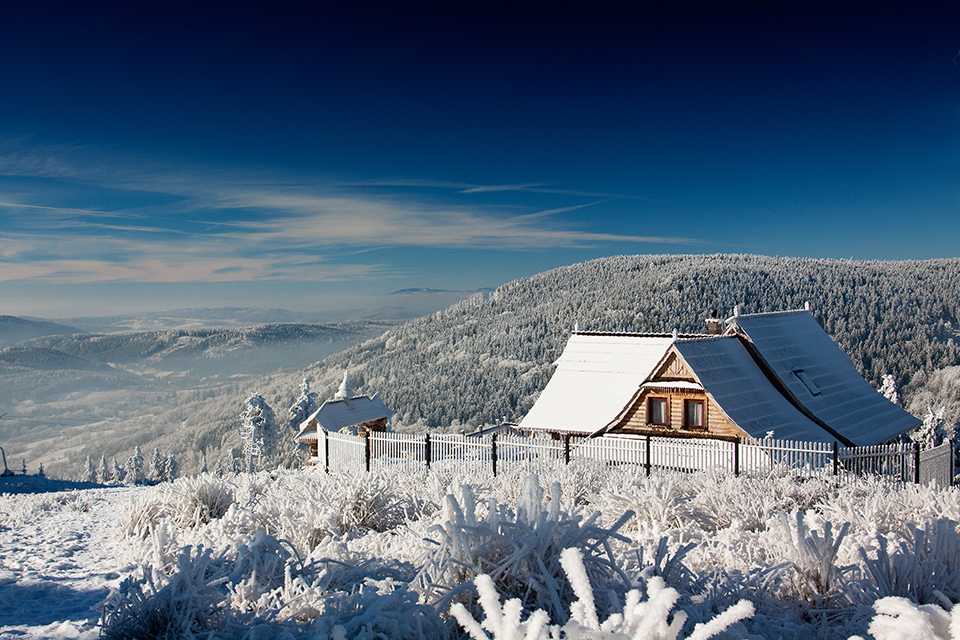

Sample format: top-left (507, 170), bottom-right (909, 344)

top-left (730, 310), bottom-right (920, 445)
top-left (673, 336), bottom-right (839, 443)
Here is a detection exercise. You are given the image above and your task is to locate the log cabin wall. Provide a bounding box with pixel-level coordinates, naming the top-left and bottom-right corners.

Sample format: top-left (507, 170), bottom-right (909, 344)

top-left (611, 388), bottom-right (743, 439)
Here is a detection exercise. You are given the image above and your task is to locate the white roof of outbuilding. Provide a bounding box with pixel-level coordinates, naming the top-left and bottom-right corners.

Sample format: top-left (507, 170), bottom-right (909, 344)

top-left (518, 332), bottom-right (675, 434)
top-left (672, 336), bottom-right (838, 443)
top-left (730, 310), bottom-right (920, 445)
top-left (297, 394), bottom-right (394, 442)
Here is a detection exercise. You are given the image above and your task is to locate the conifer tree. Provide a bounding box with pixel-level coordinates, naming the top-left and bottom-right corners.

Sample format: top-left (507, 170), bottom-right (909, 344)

top-left (123, 446), bottom-right (145, 485)
top-left (150, 447), bottom-right (167, 482)
top-left (97, 455), bottom-right (110, 484)
top-left (165, 454), bottom-right (179, 481)
top-left (288, 378), bottom-right (319, 430)
top-left (879, 373), bottom-right (900, 406)
top-left (239, 393), bottom-right (278, 472)
top-left (110, 457), bottom-right (124, 485)
top-left (913, 406), bottom-right (948, 449)
top-left (80, 455), bottom-right (96, 483)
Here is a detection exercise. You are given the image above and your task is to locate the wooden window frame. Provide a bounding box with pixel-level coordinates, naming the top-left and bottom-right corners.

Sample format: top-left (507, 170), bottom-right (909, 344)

top-left (648, 397), bottom-right (669, 426)
top-left (684, 399), bottom-right (705, 429)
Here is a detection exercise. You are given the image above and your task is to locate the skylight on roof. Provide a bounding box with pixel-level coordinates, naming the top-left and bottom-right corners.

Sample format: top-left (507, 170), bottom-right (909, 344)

top-left (792, 368), bottom-right (821, 396)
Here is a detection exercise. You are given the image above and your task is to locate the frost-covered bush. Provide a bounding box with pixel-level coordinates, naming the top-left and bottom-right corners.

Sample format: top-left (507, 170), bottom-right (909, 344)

top-left (121, 474), bottom-right (236, 538)
top-left (100, 546), bottom-right (228, 640)
top-left (690, 468), bottom-right (832, 532)
top-left (599, 471), bottom-right (708, 532)
top-left (451, 548), bottom-right (755, 640)
top-left (849, 596), bottom-right (960, 640)
top-left (856, 519), bottom-right (960, 605)
top-left (775, 510), bottom-right (851, 602)
top-left (417, 473), bottom-right (634, 622)
top-left (100, 462), bottom-right (960, 639)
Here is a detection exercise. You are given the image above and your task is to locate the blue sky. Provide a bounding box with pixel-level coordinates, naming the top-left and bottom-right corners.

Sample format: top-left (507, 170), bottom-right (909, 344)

top-left (2, 2), bottom-right (959, 318)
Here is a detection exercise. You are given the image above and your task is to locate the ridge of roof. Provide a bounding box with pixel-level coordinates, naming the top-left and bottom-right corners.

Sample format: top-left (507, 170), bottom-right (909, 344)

top-left (572, 330), bottom-right (706, 338)
top-left (674, 334), bottom-right (732, 344)
top-left (728, 308), bottom-right (810, 322)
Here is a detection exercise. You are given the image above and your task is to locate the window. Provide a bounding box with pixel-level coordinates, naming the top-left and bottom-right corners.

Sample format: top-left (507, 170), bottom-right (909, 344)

top-left (648, 397), bottom-right (668, 425)
top-left (792, 368), bottom-right (821, 396)
top-left (684, 400), bottom-right (704, 428)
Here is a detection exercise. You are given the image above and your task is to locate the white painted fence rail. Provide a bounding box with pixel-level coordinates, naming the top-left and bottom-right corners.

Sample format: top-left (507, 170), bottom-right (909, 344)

top-left (311, 428), bottom-right (953, 486)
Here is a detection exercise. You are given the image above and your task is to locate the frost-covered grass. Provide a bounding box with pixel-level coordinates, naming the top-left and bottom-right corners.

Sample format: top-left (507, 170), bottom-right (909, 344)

top-left (97, 462), bottom-right (960, 639)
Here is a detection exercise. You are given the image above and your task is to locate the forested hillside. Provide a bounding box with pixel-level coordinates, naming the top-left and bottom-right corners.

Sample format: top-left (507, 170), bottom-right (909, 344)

top-left (9, 254), bottom-right (960, 479)
top-left (303, 254), bottom-right (960, 430)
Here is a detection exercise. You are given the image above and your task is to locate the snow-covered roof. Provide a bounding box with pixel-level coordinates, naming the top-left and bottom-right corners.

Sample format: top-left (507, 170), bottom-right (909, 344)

top-left (672, 336), bottom-right (838, 443)
top-left (641, 380), bottom-right (703, 391)
top-left (518, 332), bottom-right (675, 434)
top-left (730, 310), bottom-right (920, 445)
top-left (297, 394), bottom-right (394, 441)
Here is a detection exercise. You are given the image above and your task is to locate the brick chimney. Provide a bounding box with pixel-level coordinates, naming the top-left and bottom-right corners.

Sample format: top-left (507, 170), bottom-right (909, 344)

top-left (706, 308), bottom-right (722, 335)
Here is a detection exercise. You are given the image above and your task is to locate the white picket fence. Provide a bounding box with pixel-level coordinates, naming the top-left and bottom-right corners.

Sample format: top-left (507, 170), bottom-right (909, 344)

top-left (309, 429), bottom-right (954, 486)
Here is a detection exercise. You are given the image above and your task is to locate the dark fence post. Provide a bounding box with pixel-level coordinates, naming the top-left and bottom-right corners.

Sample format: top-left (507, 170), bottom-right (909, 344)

top-left (364, 432), bottom-right (371, 473)
top-left (563, 434), bottom-right (571, 465)
top-left (952, 438), bottom-right (956, 487)
top-left (833, 441), bottom-right (839, 478)
top-left (645, 435), bottom-right (652, 477)
top-left (734, 436), bottom-right (740, 476)
top-left (914, 442), bottom-right (921, 484)
top-left (323, 429), bottom-right (330, 474)
top-left (425, 433), bottom-right (431, 470)
top-left (491, 433), bottom-right (498, 477)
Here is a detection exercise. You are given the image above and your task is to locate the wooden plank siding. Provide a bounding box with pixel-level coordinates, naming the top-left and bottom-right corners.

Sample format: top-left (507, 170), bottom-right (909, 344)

top-left (610, 388), bottom-right (744, 439)
top-left (605, 347), bottom-right (747, 441)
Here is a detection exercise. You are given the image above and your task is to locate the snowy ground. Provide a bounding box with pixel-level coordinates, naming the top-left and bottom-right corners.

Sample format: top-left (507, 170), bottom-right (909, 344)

top-left (0, 478), bottom-right (133, 639)
top-left (3, 466), bottom-right (960, 640)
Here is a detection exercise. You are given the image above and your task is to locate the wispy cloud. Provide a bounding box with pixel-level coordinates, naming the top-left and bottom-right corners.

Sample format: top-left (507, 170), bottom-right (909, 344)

top-left (0, 141), bottom-right (700, 285)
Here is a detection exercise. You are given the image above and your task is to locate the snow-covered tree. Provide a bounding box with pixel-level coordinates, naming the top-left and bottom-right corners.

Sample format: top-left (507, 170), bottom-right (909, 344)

top-left (97, 454), bottom-right (110, 484)
top-left (200, 453), bottom-right (208, 474)
top-left (165, 454), bottom-right (179, 481)
top-left (227, 448), bottom-right (240, 473)
top-left (216, 448), bottom-right (240, 475)
top-left (111, 457), bottom-right (124, 485)
top-left (239, 393), bottom-right (278, 473)
top-left (150, 447), bottom-right (167, 482)
top-left (879, 373), bottom-right (899, 406)
top-left (912, 406), bottom-right (949, 449)
top-left (123, 446), bottom-right (145, 485)
top-left (80, 455), bottom-right (96, 483)
top-left (288, 378), bottom-right (319, 430)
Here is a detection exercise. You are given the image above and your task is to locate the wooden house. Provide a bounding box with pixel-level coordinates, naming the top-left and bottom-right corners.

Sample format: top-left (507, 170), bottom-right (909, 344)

top-left (519, 309), bottom-right (920, 446)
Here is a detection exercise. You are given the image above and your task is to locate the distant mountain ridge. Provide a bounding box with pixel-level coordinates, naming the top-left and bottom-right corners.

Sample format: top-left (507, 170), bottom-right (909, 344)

top-left (0, 316), bottom-right (84, 346)
top-left (23, 322), bottom-right (386, 365)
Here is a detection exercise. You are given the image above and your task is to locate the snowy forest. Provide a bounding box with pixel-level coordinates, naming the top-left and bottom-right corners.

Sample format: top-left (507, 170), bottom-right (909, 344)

top-left (3, 254), bottom-right (960, 479)
top-left (307, 254), bottom-right (960, 432)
